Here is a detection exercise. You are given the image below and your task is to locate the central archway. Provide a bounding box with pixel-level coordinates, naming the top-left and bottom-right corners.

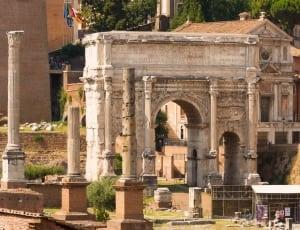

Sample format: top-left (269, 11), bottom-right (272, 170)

top-left (153, 98), bottom-right (208, 187)
top-left (219, 132), bottom-right (241, 185)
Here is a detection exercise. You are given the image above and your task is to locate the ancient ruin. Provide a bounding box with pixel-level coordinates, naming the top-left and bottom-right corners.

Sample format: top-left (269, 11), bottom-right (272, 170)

top-left (54, 106), bottom-right (90, 221)
top-left (1, 31), bottom-right (26, 189)
top-left (107, 68), bottom-right (152, 230)
top-left (82, 16), bottom-right (299, 189)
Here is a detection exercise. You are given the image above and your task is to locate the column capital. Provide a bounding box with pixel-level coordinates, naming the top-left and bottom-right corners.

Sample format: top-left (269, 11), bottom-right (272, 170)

top-left (209, 79), bottom-right (218, 96)
top-left (104, 76), bottom-right (112, 91)
top-left (7, 31), bottom-right (24, 48)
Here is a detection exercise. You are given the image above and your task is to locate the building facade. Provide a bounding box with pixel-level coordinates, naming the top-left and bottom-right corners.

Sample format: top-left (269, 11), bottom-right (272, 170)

top-left (0, 0), bottom-right (51, 122)
top-left (82, 15), bottom-right (298, 188)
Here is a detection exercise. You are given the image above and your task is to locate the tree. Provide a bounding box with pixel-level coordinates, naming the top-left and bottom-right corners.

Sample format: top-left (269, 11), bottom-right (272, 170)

top-left (270, 0), bottom-right (300, 33)
top-left (250, 0), bottom-right (273, 18)
top-left (125, 0), bottom-right (157, 29)
top-left (171, 0), bottom-right (204, 29)
top-left (81, 0), bottom-right (128, 32)
top-left (81, 0), bottom-right (156, 32)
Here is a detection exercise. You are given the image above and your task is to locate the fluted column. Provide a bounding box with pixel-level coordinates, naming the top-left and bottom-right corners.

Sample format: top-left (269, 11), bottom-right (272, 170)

top-left (244, 67), bottom-right (261, 185)
top-left (67, 106), bottom-right (81, 176)
top-left (142, 76), bottom-right (157, 194)
top-left (2, 31), bottom-right (26, 189)
top-left (101, 76), bottom-right (115, 177)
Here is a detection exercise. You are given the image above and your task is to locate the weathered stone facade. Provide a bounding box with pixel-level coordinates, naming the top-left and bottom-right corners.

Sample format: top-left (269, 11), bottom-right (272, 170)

top-left (82, 17), bottom-right (298, 187)
top-left (0, 0), bottom-right (51, 122)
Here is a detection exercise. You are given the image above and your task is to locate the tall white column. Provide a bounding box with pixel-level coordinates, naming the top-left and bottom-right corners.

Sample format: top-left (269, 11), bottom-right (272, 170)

top-left (244, 67), bottom-right (261, 185)
top-left (101, 76), bottom-right (115, 177)
top-left (2, 31), bottom-right (26, 189)
top-left (142, 76), bottom-right (157, 194)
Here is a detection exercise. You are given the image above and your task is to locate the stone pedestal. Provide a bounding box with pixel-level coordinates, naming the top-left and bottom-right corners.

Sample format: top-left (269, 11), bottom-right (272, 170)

top-left (1, 150), bottom-right (26, 189)
top-left (186, 187), bottom-right (202, 218)
top-left (53, 177), bottom-right (91, 221)
top-left (107, 180), bottom-right (153, 230)
top-left (154, 188), bottom-right (172, 210)
top-left (244, 173), bottom-right (261, 185)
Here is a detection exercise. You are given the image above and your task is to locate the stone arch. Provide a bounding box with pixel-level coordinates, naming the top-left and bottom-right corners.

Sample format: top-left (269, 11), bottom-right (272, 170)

top-left (151, 96), bottom-right (208, 186)
top-left (219, 131), bottom-right (242, 185)
top-left (151, 94), bottom-right (206, 127)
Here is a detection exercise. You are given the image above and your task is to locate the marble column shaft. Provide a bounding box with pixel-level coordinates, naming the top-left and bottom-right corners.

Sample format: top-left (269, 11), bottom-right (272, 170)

top-left (6, 31), bottom-right (24, 151)
top-left (121, 68), bottom-right (137, 181)
top-left (67, 106), bottom-right (81, 176)
top-left (2, 31), bottom-right (25, 187)
top-left (101, 76), bottom-right (115, 176)
top-left (209, 81), bottom-right (218, 156)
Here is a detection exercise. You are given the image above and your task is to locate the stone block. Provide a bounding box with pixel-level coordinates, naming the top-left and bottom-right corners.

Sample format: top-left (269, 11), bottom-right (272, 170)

top-left (154, 188), bottom-right (172, 210)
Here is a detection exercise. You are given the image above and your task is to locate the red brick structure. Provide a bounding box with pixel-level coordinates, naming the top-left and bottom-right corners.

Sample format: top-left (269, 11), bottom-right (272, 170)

top-left (53, 177), bottom-right (90, 221)
top-left (0, 0), bottom-right (51, 122)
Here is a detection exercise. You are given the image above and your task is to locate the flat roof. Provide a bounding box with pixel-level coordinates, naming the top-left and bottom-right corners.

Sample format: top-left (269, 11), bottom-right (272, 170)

top-left (252, 185), bottom-right (300, 194)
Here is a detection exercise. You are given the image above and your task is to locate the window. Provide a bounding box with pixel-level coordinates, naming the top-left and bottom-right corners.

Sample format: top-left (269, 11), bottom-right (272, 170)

top-left (260, 96), bottom-right (271, 122)
top-left (180, 126), bottom-right (184, 140)
top-left (282, 46), bottom-right (288, 61)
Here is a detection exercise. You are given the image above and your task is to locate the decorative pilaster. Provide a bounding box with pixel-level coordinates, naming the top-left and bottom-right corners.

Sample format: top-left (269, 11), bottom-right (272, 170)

top-left (206, 80), bottom-right (222, 187)
top-left (2, 31), bottom-right (26, 189)
top-left (101, 76), bottom-right (116, 177)
top-left (142, 76), bottom-right (157, 194)
top-left (273, 82), bottom-right (279, 121)
top-left (244, 67), bottom-right (261, 185)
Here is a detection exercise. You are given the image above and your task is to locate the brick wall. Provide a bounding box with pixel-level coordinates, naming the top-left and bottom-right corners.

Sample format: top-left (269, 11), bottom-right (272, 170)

top-left (27, 183), bottom-right (62, 208)
top-left (0, 189), bottom-right (43, 214)
top-left (0, 132), bottom-right (87, 170)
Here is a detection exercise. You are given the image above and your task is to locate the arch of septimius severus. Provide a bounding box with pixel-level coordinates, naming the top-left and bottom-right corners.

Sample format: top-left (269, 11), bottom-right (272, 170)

top-left (82, 17), bottom-right (297, 188)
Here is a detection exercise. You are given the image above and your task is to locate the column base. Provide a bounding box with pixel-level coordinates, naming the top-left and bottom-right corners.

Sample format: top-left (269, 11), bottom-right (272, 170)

top-left (54, 176), bottom-right (91, 221)
top-left (142, 174), bottom-right (157, 196)
top-left (107, 219), bottom-right (153, 230)
top-left (53, 211), bottom-right (94, 221)
top-left (244, 173), bottom-right (261, 185)
top-left (1, 149), bottom-right (26, 189)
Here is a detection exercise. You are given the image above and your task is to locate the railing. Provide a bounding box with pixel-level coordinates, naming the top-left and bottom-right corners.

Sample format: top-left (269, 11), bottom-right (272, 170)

top-left (163, 138), bottom-right (187, 146)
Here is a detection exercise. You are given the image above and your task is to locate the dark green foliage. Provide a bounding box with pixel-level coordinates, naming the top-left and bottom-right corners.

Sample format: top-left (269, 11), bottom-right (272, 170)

top-left (87, 177), bottom-right (117, 221)
top-left (58, 88), bottom-right (67, 119)
top-left (81, 0), bottom-right (156, 32)
top-left (114, 153), bottom-right (122, 175)
top-left (155, 110), bottom-right (168, 151)
top-left (32, 134), bottom-right (45, 143)
top-left (171, 0), bottom-right (204, 29)
top-left (25, 165), bottom-right (65, 180)
top-left (60, 43), bottom-right (85, 60)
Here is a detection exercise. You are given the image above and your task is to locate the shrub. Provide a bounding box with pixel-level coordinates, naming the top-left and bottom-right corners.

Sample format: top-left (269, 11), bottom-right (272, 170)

top-left (25, 164), bottom-right (65, 181)
top-left (114, 153), bottom-right (122, 176)
top-left (87, 177), bottom-right (117, 221)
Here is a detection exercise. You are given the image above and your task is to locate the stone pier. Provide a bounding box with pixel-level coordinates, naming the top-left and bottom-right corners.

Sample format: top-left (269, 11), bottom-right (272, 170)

top-left (107, 68), bottom-right (152, 230)
top-left (54, 106), bottom-right (91, 221)
top-left (1, 31), bottom-right (26, 189)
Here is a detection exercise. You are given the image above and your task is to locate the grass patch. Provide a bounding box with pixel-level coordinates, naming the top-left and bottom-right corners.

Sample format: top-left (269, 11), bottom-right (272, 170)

top-left (43, 208), bottom-right (59, 217)
top-left (157, 179), bottom-right (188, 193)
top-left (25, 164), bottom-right (65, 180)
top-left (144, 209), bottom-right (185, 220)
